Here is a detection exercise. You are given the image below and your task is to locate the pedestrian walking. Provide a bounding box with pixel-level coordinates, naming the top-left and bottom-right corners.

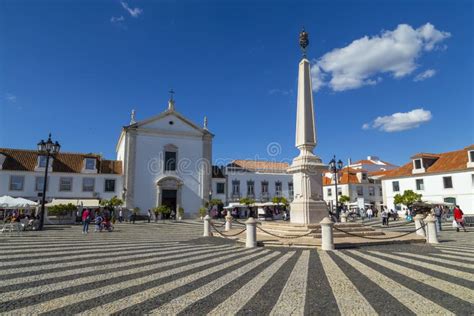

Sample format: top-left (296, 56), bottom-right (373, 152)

top-left (118, 209), bottom-right (123, 223)
top-left (453, 205), bottom-right (467, 232)
top-left (82, 209), bottom-right (91, 234)
top-left (434, 205), bottom-right (443, 231)
top-left (381, 209), bottom-right (388, 226)
top-left (147, 209), bottom-right (151, 223)
top-left (367, 208), bottom-right (373, 220)
top-left (132, 210), bottom-right (136, 224)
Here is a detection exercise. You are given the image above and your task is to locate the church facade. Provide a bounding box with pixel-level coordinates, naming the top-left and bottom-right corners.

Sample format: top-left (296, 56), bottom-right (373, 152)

top-left (117, 98), bottom-right (213, 216)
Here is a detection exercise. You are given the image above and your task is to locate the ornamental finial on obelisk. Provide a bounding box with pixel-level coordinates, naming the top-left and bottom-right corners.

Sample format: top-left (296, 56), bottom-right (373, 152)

top-left (299, 27), bottom-right (309, 58)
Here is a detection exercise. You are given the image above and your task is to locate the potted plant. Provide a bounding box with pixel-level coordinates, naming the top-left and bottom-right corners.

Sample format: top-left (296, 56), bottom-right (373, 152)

top-left (198, 207), bottom-right (207, 220)
top-left (178, 207), bottom-right (184, 220)
top-left (154, 205), bottom-right (170, 221)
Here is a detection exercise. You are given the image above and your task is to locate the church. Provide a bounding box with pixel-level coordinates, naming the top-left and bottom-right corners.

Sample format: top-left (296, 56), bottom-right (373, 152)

top-left (117, 95), bottom-right (213, 216)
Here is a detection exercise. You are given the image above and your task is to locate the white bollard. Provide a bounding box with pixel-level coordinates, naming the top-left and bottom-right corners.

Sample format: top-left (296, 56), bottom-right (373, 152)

top-left (320, 217), bottom-right (335, 251)
top-left (203, 215), bottom-right (211, 237)
top-left (225, 215), bottom-right (233, 232)
top-left (414, 214), bottom-right (425, 237)
top-left (425, 214), bottom-right (439, 244)
top-left (340, 213), bottom-right (347, 223)
top-left (245, 217), bottom-right (257, 248)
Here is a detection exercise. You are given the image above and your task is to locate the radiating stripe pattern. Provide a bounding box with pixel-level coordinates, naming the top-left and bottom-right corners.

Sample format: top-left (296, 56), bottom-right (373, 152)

top-left (0, 220), bottom-right (472, 315)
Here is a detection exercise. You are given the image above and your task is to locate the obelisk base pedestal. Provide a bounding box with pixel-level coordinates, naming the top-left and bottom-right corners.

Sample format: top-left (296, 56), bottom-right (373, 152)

top-left (290, 199), bottom-right (328, 225)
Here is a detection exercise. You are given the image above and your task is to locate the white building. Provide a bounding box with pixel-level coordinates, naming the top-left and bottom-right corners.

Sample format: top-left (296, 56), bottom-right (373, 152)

top-left (117, 98), bottom-right (213, 217)
top-left (322, 156), bottom-right (398, 210)
top-left (0, 148), bottom-right (122, 206)
top-left (224, 160), bottom-right (293, 204)
top-left (382, 145), bottom-right (474, 214)
top-left (349, 155), bottom-right (398, 172)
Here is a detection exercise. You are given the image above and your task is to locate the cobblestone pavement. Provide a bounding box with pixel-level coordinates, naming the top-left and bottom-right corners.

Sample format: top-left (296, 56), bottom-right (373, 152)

top-left (0, 220), bottom-right (472, 315)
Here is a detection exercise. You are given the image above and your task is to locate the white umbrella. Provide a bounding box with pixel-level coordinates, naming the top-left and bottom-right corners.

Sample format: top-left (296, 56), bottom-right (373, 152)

top-left (0, 196), bottom-right (22, 208)
top-left (13, 197), bottom-right (38, 208)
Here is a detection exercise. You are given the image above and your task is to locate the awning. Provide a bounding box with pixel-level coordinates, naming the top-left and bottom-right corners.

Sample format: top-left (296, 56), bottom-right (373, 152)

top-left (46, 199), bottom-right (100, 208)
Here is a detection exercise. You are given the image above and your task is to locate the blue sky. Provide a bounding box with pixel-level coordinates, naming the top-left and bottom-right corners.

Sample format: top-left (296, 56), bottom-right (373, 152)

top-left (1, 0), bottom-right (473, 166)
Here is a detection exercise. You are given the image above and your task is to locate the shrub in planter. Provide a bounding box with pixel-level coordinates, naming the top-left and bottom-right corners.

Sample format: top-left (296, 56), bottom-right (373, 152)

top-left (153, 205), bottom-right (171, 220)
top-left (48, 203), bottom-right (77, 224)
top-left (198, 207), bottom-right (207, 220)
top-left (178, 207), bottom-right (184, 220)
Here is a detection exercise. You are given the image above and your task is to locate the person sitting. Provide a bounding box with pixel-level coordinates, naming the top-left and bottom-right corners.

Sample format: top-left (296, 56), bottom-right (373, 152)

top-left (94, 214), bottom-right (103, 232)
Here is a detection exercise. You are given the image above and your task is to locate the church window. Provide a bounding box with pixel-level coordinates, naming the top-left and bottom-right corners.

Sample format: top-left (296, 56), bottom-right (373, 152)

top-left (169, 121), bottom-right (174, 125)
top-left (164, 151), bottom-right (177, 171)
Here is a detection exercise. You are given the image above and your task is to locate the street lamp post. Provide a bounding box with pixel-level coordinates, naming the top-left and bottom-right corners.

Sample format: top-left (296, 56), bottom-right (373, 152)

top-left (37, 133), bottom-right (60, 230)
top-left (328, 155), bottom-right (343, 221)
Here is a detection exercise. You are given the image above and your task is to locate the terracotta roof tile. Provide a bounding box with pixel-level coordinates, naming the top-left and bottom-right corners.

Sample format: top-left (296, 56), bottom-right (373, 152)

top-left (0, 148), bottom-right (122, 175)
top-left (323, 167), bottom-right (361, 185)
top-left (382, 146), bottom-right (472, 179)
top-left (228, 160), bottom-right (289, 173)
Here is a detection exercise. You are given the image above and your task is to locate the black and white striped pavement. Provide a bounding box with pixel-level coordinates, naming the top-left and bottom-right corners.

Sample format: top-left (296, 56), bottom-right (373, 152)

top-left (0, 221), bottom-right (472, 315)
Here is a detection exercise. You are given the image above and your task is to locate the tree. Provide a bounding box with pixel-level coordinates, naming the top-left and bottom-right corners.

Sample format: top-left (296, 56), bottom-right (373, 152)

top-left (239, 197), bottom-right (255, 217)
top-left (272, 196), bottom-right (289, 206)
top-left (48, 203), bottom-right (77, 224)
top-left (100, 196), bottom-right (123, 209)
top-left (209, 199), bottom-right (223, 206)
top-left (339, 195), bottom-right (350, 205)
top-left (394, 190), bottom-right (422, 209)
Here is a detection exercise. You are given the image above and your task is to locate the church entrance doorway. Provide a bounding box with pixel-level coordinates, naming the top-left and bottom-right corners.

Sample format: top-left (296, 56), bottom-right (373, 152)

top-left (162, 189), bottom-right (177, 218)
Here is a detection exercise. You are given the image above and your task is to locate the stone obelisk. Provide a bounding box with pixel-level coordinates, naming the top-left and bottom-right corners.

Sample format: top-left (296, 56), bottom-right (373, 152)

top-left (287, 29), bottom-right (329, 225)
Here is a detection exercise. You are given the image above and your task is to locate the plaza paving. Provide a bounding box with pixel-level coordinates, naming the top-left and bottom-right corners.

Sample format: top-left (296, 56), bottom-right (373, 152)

top-left (0, 220), bottom-right (472, 315)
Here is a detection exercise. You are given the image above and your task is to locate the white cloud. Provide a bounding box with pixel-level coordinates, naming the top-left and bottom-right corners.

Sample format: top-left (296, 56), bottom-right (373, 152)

top-left (363, 108), bottom-right (432, 132)
top-left (5, 93), bottom-right (16, 102)
top-left (312, 23), bottom-right (450, 91)
top-left (110, 16), bottom-right (125, 23)
top-left (121, 1), bottom-right (143, 18)
top-left (414, 69), bottom-right (436, 82)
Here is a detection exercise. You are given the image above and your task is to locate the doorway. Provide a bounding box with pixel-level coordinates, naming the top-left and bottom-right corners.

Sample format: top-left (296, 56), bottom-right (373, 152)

top-left (162, 189), bottom-right (177, 218)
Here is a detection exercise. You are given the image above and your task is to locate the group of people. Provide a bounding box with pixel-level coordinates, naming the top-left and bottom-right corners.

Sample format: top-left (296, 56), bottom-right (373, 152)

top-left (81, 209), bottom-right (114, 234)
top-left (1, 211), bottom-right (40, 232)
